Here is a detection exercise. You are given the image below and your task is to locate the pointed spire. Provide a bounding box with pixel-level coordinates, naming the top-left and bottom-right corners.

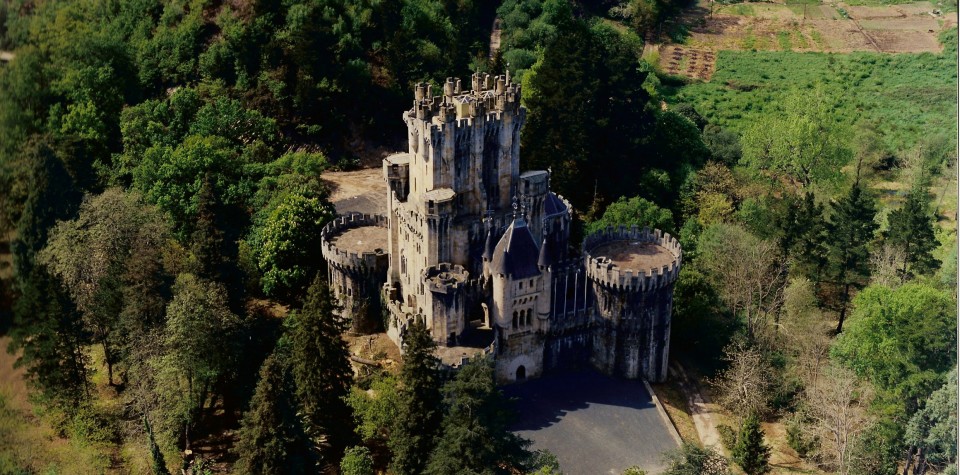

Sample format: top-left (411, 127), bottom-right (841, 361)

top-left (538, 238), bottom-right (555, 269)
top-left (483, 227), bottom-right (495, 261)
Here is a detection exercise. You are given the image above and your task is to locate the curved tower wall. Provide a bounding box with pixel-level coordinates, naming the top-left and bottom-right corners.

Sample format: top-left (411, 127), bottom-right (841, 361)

top-left (583, 226), bottom-right (682, 382)
top-left (320, 214), bottom-right (390, 333)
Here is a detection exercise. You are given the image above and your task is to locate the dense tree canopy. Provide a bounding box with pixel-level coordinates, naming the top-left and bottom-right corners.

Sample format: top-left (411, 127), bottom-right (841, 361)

top-left (832, 283), bottom-right (956, 412)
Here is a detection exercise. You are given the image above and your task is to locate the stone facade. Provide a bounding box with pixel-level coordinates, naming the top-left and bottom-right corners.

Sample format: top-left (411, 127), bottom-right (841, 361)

top-left (320, 73), bottom-right (682, 383)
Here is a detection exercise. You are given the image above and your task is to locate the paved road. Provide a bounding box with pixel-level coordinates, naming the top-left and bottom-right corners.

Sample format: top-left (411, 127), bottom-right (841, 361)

top-left (504, 370), bottom-right (680, 475)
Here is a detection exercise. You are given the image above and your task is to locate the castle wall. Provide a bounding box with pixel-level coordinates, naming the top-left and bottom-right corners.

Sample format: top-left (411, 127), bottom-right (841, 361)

top-left (320, 214), bottom-right (390, 333)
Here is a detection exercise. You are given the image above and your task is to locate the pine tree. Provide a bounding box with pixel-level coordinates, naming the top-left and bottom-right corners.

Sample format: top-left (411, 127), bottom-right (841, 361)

top-left (288, 277), bottom-right (355, 466)
top-left (779, 192), bottom-right (828, 281)
top-left (732, 413), bottom-right (771, 475)
top-left (826, 183), bottom-right (878, 333)
top-left (234, 351), bottom-right (314, 475)
top-left (425, 356), bottom-right (532, 474)
top-left (389, 318), bottom-right (443, 475)
top-left (886, 187), bottom-right (940, 280)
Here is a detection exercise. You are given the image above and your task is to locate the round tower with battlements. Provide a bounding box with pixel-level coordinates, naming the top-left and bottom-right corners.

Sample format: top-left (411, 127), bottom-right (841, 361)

top-left (582, 226), bottom-right (682, 382)
top-left (320, 213), bottom-right (390, 333)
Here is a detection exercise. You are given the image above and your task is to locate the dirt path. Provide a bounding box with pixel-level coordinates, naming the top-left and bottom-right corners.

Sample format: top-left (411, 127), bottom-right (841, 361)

top-left (489, 18), bottom-right (502, 59)
top-left (669, 362), bottom-right (723, 451)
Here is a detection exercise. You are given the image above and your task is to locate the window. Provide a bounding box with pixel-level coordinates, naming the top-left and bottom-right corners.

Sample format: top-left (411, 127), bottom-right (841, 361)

top-left (519, 281), bottom-right (523, 290)
top-left (512, 311), bottom-right (518, 329)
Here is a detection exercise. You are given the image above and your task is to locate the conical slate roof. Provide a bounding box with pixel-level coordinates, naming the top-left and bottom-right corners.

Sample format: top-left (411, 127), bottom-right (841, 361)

top-left (538, 238), bottom-right (556, 268)
top-left (543, 192), bottom-right (567, 217)
top-left (490, 218), bottom-right (541, 278)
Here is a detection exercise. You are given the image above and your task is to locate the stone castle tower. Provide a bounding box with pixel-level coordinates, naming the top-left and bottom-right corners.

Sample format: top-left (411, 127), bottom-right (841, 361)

top-left (321, 73), bottom-right (681, 383)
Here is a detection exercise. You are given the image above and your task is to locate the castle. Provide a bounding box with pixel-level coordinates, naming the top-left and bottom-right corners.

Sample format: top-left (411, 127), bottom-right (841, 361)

top-left (320, 73), bottom-right (681, 383)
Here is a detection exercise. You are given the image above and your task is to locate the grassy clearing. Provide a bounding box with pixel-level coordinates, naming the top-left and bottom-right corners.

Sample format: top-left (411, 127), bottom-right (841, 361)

top-left (0, 338), bottom-right (115, 475)
top-left (649, 379), bottom-right (701, 446)
top-left (665, 30), bottom-right (958, 153)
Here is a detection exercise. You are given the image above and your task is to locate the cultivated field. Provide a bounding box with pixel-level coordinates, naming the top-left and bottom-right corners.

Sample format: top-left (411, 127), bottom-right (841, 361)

top-left (656, 0), bottom-right (957, 79)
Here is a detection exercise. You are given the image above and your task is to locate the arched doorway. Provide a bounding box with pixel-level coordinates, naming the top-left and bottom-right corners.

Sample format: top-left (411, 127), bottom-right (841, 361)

top-left (516, 365), bottom-right (526, 381)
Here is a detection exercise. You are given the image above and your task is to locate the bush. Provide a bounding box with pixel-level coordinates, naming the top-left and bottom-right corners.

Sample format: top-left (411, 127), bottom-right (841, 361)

top-left (785, 415), bottom-right (816, 458)
top-left (717, 423), bottom-right (737, 450)
top-left (341, 446), bottom-right (374, 475)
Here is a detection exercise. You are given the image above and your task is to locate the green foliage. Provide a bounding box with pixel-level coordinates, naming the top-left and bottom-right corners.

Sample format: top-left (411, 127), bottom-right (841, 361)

top-left (662, 442), bottom-right (732, 475)
top-left (740, 87), bottom-right (850, 189)
top-left (703, 124), bottom-right (743, 167)
top-left (777, 192), bottom-right (827, 281)
top-left (671, 267), bottom-right (737, 372)
top-left (286, 277), bottom-right (355, 464)
top-left (731, 413), bottom-right (771, 475)
top-left (144, 416), bottom-right (169, 475)
top-left (8, 268), bottom-right (90, 408)
top-left (904, 369), bottom-right (958, 468)
top-left (340, 446), bottom-right (375, 475)
top-left (622, 466), bottom-right (647, 475)
top-left (832, 283), bottom-right (957, 413)
top-left (425, 356), bottom-right (532, 474)
top-left (825, 183), bottom-right (878, 331)
top-left (347, 374), bottom-right (401, 443)
top-left (717, 423), bottom-right (736, 450)
top-left (234, 351), bottom-right (314, 475)
top-left (666, 46), bottom-right (958, 155)
top-left (38, 188), bottom-right (172, 384)
top-left (154, 273), bottom-right (241, 448)
top-left (586, 196), bottom-right (674, 235)
top-left (390, 318), bottom-right (442, 475)
top-left (248, 191), bottom-right (335, 299)
top-left (885, 187), bottom-right (940, 279)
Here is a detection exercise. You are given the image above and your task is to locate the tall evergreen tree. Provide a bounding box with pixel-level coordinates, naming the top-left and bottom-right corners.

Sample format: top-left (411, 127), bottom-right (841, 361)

top-left (8, 268), bottom-right (89, 407)
top-left (389, 318), bottom-right (443, 475)
top-left (885, 187), bottom-right (940, 280)
top-left (732, 413), bottom-right (771, 475)
top-left (826, 183), bottom-right (878, 333)
top-left (425, 356), bottom-right (532, 475)
top-left (234, 351), bottom-right (314, 475)
top-left (779, 192), bottom-right (828, 281)
top-left (288, 277), bottom-right (355, 466)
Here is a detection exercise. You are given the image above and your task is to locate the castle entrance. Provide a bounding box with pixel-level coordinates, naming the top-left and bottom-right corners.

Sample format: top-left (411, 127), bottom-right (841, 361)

top-left (516, 365), bottom-right (526, 381)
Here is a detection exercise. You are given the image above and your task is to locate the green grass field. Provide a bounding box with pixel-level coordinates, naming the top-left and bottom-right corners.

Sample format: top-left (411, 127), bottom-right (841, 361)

top-left (665, 29), bottom-right (958, 154)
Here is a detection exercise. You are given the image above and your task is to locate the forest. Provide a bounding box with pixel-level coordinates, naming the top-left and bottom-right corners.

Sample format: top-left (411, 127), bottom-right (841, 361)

top-left (0, 0), bottom-right (956, 474)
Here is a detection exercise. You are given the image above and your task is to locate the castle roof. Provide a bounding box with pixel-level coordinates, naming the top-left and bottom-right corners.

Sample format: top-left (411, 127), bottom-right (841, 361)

top-left (482, 227), bottom-right (495, 261)
top-left (543, 192), bottom-right (567, 216)
top-left (491, 218), bottom-right (541, 278)
top-left (538, 238), bottom-right (556, 268)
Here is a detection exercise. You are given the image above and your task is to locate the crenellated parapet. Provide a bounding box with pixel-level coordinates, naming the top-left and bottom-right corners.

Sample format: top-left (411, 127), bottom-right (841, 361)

top-left (412, 73), bottom-right (522, 124)
top-left (320, 213), bottom-right (389, 274)
top-left (582, 226), bottom-right (682, 292)
top-left (422, 263), bottom-right (471, 294)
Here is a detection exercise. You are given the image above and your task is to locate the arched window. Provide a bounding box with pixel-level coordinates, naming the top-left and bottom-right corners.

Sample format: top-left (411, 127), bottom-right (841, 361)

top-left (525, 310), bottom-right (531, 326)
top-left (512, 311), bottom-right (518, 329)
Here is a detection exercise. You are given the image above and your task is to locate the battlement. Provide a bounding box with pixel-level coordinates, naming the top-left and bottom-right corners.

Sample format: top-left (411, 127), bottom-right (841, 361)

top-left (411, 72), bottom-right (521, 123)
top-left (422, 263), bottom-right (472, 294)
top-left (320, 213), bottom-right (389, 273)
top-left (582, 226), bottom-right (682, 292)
